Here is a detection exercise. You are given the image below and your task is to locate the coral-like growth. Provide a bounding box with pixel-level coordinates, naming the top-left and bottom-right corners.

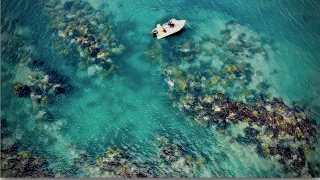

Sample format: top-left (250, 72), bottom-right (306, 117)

top-left (12, 83), bottom-right (31, 98)
top-left (43, 0), bottom-right (125, 76)
top-left (145, 20), bottom-right (319, 177)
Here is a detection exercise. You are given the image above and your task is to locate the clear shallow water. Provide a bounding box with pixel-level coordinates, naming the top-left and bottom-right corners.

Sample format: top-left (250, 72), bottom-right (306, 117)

top-left (1, 0), bottom-right (320, 178)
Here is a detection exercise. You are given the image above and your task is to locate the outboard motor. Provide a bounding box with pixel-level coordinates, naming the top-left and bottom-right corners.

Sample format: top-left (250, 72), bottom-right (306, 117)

top-left (152, 29), bottom-right (158, 38)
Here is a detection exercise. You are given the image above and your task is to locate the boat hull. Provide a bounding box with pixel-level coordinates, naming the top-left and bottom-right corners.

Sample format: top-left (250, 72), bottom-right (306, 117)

top-left (155, 20), bottom-right (186, 39)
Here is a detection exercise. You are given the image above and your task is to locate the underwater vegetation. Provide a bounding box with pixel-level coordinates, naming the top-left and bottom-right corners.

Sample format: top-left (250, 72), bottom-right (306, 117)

top-left (145, 21), bottom-right (319, 177)
top-left (1, 19), bottom-right (72, 122)
top-left (173, 92), bottom-right (318, 176)
top-left (1, 0), bottom-right (128, 177)
top-left (1, 0), bottom-right (319, 178)
top-left (11, 65), bottom-right (72, 105)
top-left (43, 0), bottom-right (125, 77)
top-left (73, 136), bottom-right (205, 178)
top-left (1, 118), bottom-right (54, 178)
top-left (0, 15), bottom-right (72, 177)
top-left (80, 146), bottom-right (146, 178)
top-left (155, 136), bottom-right (205, 177)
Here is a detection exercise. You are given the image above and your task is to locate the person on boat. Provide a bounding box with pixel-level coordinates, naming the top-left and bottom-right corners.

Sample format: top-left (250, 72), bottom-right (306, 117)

top-left (168, 20), bottom-right (175, 28)
top-left (156, 24), bottom-right (166, 33)
top-left (169, 18), bottom-right (177, 27)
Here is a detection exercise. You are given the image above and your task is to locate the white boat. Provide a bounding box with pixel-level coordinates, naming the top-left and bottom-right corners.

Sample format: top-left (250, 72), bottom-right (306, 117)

top-left (152, 18), bottom-right (186, 39)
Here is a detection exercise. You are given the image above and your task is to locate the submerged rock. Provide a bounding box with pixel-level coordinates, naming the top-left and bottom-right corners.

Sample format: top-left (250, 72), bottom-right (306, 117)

top-left (12, 83), bottom-right (31, 98)
top-left (54, 86), bottom-right (67, 94)
top-left (44, 0), bottom-right (125, 77)
top-left (145, 20), bottom-right (320, 177)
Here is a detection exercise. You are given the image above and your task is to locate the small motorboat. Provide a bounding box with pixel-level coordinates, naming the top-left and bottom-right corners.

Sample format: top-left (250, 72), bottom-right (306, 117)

top-left (152, 18), bottom-right (186, 39)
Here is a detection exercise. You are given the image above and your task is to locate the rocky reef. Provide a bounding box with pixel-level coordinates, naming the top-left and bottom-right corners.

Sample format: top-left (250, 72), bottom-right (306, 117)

top-left (172, 92), bottom-right (318, 176)
top-left (43, 0), bottom-right (125, 77)
top-left (1, 147), bottom-right (54, 178)
top-left (1, 17), bottom-right (72, 105)
top-left (12, 83), bottom-right (31, 98)
top-left (82, 147), bottom-right (150, 178)
top-left (20, 64), bottom-right (71, 105)
top-left (76, 136), bottom-right (205, 178)
top-left (156, 136), bottom-right (205, 177)
top-left (145, 20), bottom-right (319, 177)
top-left (1, 0), bottom-right (319, 177)
top-left (1, 118), bottom-right (54, 177)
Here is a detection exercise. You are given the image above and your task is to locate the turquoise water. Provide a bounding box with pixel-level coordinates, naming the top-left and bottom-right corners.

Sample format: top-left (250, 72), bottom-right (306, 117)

top-left (1, 0), bottom-right (320, 178)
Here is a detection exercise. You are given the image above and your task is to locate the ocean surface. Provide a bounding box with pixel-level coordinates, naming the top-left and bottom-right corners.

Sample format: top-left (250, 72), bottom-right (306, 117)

top-left (1, 0), bottom-right (320, 178)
